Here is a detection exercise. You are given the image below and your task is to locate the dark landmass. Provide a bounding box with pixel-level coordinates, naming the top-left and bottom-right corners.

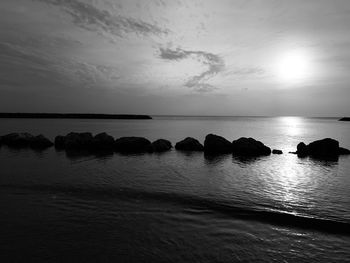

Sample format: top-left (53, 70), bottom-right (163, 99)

top-left (0, 113), bottom-right (152, 120)
top-left (339, 117), bottom-right (350, 121)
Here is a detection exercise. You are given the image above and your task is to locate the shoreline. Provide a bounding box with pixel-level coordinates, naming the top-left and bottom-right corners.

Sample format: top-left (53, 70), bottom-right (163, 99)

top-left (0, 113), bottom-right (152, 120)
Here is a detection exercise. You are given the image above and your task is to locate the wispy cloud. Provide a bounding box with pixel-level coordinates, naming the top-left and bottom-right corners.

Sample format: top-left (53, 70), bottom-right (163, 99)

top-left (159, 47), bottom-right (224, 91)
top-left (0, 40), bottom-right (120, 90)
top-left (35, 0), bottom-right (169, 38)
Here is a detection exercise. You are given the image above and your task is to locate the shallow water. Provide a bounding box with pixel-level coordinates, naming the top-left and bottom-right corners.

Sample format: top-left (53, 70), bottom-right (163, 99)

top-left (0, 117), bottom-right (349, 262)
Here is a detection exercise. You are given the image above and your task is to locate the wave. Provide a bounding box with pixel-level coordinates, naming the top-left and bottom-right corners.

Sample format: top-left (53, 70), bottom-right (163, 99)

top-left (1, 183), bottom-right (349, 236)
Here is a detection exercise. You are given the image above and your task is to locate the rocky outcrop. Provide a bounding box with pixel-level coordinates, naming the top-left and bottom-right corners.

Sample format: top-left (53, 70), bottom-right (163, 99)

top-left (272, 149), bottom-right (283, 154)
top-left (114, 137), bottom-right (152, 153)
top-left (0, 133), bottom-right (53, 149)
top-left (295, 138), bottom-right (350, 158)
top-left (175, 137), bottom-right (204, 151)
top-left (339, 117), bottom-right (350, 121)
top-left (204, 134), bottom-right (232, 154)
top-left (231, 137), bottom-right (271, 156)
top-left (151, 139), bottom-right (172, 152)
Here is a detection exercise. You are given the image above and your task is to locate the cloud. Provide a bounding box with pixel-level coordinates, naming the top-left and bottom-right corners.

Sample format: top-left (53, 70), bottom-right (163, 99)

top-left (35, 0), bottom-right (168, 38)
top-left (159, 47), bottom-right (224, 91)
top-left (223, 67), bottom-right (266, 79)
top-left (193, 83), bottom-right (218, 93)
top-left (0, 40), bottom-right (120, 90)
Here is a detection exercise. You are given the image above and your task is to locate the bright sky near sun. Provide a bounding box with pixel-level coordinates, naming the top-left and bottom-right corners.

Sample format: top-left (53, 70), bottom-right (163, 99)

top-left (0, 0), bottom-right (350, 116)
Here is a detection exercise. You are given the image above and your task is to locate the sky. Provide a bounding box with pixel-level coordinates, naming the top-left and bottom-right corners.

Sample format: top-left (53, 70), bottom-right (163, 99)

top-left (0, 0), bottom-right (350, 116)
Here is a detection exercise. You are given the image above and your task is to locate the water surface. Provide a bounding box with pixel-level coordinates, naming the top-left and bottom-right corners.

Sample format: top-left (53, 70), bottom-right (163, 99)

top-left (0, 116), bottom-right (349, 262)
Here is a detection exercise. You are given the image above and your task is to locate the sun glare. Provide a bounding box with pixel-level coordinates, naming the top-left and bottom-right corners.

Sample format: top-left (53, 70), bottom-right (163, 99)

top-left (275, 50), bottom-right (313, 84)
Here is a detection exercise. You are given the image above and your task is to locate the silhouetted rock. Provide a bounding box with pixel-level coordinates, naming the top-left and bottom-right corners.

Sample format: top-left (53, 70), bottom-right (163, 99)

top-left (66, 132), bottom-right (94, 149)
top-left (54, 135), bottom-right (65, 149)
top-left (272, 149), bottom-right (283, 154)
top-left (93, 132), bottom-right (114, 150)
top-left (204, 134), bottom-right (232, 154)
top-left (175, 137), bottom-right (204, 151)
top-left (151, 139), bottom-right (172, 152)
top-left (1, 133), bottom-right (33, 147)
top-left (339, 117), bottom-right (350, 121)
top-left (30, 135), bottom-right (54, 149)
top-left (295, 138), bottom-right (349, 158)
top-left (308, 138), bottom-right (339, 157)
top-left (54, 132), bottom-right (94, 149)
top-left (231, 137), bottom-right (271, 156)
top-left (114, 137), bottom-right (151, 153)
top-left (296, 142), bottom-right (308, 156)
top-left (339, 147), bottom-right (350, 155)
top-left (1, 133), bottom-right (53, 149)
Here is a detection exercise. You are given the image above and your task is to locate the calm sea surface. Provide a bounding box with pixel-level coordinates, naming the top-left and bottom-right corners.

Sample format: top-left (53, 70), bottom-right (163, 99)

top-left (0, 116), bottom-right (349, 262)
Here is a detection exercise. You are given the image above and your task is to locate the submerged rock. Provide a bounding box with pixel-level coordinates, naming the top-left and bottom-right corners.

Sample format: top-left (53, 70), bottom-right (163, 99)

top-left (295, 138), bottom-right (350, 158)
top-left (114, 137), bottom-right (151, 153)
top-left (272, 149), bottom-right (283, 154)
top-left (1, 133), bottom-right (53, 149)
top-left (204, 134), bottom-right (232, 154)
top-left (231, 137), bottom-right (271, 156)
top-left (151, 139), bottom-right (172, 152)
top-left (175, 137), bottom-right (204, 151)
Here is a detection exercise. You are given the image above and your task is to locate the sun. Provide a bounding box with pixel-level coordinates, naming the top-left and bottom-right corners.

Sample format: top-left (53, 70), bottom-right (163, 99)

top-left (275, 50), bottom-right (313, 84)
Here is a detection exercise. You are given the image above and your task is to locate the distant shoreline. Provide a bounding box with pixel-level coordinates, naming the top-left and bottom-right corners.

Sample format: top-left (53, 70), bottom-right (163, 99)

top-left (0, 113), bottom-right (152, 120)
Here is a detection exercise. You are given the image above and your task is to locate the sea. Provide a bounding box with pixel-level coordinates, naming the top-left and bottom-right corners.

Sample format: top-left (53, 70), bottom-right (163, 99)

top-left (0, 116), bottom-right (349, 262)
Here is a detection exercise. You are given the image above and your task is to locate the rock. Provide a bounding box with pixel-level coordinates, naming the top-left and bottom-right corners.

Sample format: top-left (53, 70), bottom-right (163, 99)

top-left (232, 137), bottom-right (271, 156)
top-left (339, 147), bottom-right (350, 155)
top-left (204, 134), bottom-right (232, 154)
top-left (54, 135), bottom-right (66, 149)
top-left (308, 138), bottom-right (339, 157)
top-left (93, 132), bottom-right (114, 150)
top-left (339, 117), bottom-right (350, 121)
top-left (175, 137), bottom-right (204, 151)
top-left (295, 138), bottom-right (349, 158)
top-left (272, 149), bottom-right (283, 154)
top-left (297, 142), bottom-right (308, 156)
top-left (0, 133), bottom-right (53, 149)
top-left (297, 138), bottom-right (338, 158)
top-left (114, 137), bottom-right (152, 153)
top-left (30, 135), bottom-right (54, 149)
top-left (65, 132), bottom-right (94, 149)
top-left (54, 132), bottom-right (94, 149)
top-left (1, 133), bottom-right (34, 147)
top-left (151, 139), bottom-right (172, 152)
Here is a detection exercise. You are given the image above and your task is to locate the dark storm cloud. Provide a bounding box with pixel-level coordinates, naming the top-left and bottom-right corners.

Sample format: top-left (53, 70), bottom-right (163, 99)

top-left (159, 47), bottom-right (224, 91)
top-left (35, 0), bottom-right (169, 37)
